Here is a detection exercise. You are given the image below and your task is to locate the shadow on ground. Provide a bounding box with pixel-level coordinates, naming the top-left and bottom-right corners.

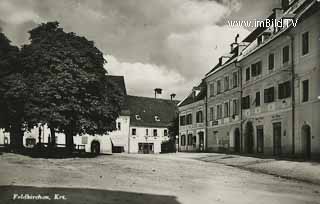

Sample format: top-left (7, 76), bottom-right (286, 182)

top-left (0, 147), bottom-right (100, 159)
top-left (0, 185), bottom-right (180, 204)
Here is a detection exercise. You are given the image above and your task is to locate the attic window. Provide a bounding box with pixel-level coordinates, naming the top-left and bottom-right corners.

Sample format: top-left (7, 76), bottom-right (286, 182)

top-left (135, 115), bottom-right (141, 120)
top-left (155, 116), bottom-right (160, 122)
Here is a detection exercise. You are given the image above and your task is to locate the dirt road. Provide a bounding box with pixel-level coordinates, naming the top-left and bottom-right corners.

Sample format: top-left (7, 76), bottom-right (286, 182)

top-left (0, 153), bottom-right (320, 204)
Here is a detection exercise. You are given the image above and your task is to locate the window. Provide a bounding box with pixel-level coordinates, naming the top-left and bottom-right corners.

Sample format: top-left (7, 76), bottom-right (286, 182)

top-left (264, 87), bottom-right (275, 103)
top-left (242, 95), bottom-right (250, 109)
top-left (210, 107), bottom-right (214, 121)
top-left (146, 129), bottom-right (149, 136)
top-left (187, 134), bottom-right (193, 145)
top-left (132, 128), bottom-right (136, 136)
top-left (186, 114), bottom-right (192, 125)
top-left (278, 81), bottom-right (291, 99)
top-left (255, 92), bottom-right (261, 107)
top-left (196, 111), bottom-right (203, 123)
top-left (224, 76), bottom-right (229, 91)
top-left (246, 68), bottom-right (250, 81)
top-left (217, 80), bottom-right (222, 94)
top-left (302, 80), bottom-right (309, 102)
top-left (283, 45), bottom-right (290, 64)
top-left (154, 116), bottom-right (160, 121)
top-left (117, 122), bottom-right (121, 130)
top-left (302, 32), bottom-right (309, 55)
top-left (224, 102), bottom-right (229, 118)
top-left (251, 61), bottom-right (262, 77)
top-left (232, 72), bottom-right (238, 88)
top-left (268, 53), bottom-right (274, 70)
top-left (164, 129), bottom-right (168, 136)
top-left (153, 129), bottom-right (158, 137)
top-left (209, 83), bottom-right (215, 97)
top-left (181, 135), bottom-right (186, 146)
top-left (232, 99), bottom-right (239, 116)
top-left (217, 104), bottom-right (223, 119)
top-left (180, 115), bottom-right (186, 126)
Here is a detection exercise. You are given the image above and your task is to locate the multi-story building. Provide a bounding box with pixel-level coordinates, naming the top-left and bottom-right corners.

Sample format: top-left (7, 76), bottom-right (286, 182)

top-left (178, 0), bottom-right (320, 158)
top-left (204, 47), bottom-right (243, 153)
top-left (127, 95), bottom-right (178, 154)
top-left (178, 81), bottom-right (206, 152)
top-left (238, 0), bottom-right (320, 157)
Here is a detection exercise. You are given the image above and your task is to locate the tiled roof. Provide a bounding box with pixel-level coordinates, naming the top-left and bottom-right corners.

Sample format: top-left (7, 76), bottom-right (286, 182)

top-left (106, 75), bottom-right (129, 115)
top-left (126, 95), bottom-right (179, 128)
top-left (178, 80), bottom-right (206, 107)
top-left (106, 75), bottom-right (127, 96)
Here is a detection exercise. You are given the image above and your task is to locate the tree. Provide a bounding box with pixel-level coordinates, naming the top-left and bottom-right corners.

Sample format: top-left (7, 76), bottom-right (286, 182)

top-left (20, 22), bottom-right (123, 150)
top-left (0, 32), bottom-right (27, 148)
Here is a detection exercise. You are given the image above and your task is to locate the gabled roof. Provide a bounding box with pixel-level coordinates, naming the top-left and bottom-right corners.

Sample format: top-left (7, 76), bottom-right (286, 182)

top-left (178, 80), bottom-right (206, 107)
top-left (106, 75), bottom-right (129, 115)
top-left (106, 75), bottom-right (127, 95)
top-left (126, 95), bottom-right (178, 128)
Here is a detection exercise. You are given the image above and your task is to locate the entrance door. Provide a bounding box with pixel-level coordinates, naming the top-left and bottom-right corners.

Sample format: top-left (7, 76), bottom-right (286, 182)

top-left (256, 126), bottom-right (264, 153)
top-left (234, 128), bottom-right (240, 153)
top-left (273, 122), bottom-right (282, 156)
top-left (199, 132), bottom-right (204, 152)
top-left (244, 122), bottom-right (254, 153)
top-left (302, 125), bottom-right (311, 159)
top-left (139, 143), bottom-right (154, 154)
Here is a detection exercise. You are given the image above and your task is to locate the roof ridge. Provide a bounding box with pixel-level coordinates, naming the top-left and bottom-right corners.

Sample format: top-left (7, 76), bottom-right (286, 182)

top-left (127, 95), bottom-right (179, 102)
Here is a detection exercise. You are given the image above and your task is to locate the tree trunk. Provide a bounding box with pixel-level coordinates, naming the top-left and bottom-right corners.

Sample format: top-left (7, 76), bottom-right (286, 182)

top-left (65, 129), bottom-right (74, 152)
top-left (9, 123), bottom-right (23, 149)
top-left (50, 127), bottom-right (56, 146)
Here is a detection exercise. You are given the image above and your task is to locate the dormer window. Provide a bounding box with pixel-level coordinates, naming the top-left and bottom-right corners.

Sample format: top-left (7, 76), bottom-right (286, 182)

top-left (155, 116), bottom-right (160, 122)
top-left (135, 115), bottom-right (141, 120)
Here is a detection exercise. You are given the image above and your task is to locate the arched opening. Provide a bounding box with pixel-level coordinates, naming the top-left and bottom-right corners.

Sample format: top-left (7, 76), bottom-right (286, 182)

top-left (302, 124), bottom-right (311, 159)
top-left (91, 141), bottom-right (100, 154)
top-left (234, 128), bottom-right (240, 153)
top-left (244, 121), bottom-right (254, 153)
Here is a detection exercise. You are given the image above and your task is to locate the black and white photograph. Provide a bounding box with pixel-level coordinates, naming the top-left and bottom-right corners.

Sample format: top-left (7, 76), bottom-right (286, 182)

top-left (0, 0), bottom-right (320, 203)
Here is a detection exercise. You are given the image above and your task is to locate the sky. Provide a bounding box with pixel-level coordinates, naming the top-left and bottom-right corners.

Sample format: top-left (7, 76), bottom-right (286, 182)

top-left (0, 0), bottom-right (279, 100)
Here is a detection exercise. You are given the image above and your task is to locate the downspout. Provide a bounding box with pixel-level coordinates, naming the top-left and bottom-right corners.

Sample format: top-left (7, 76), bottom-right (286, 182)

top-left (235, 62), bottom-right (243, 153)
top-left (289, 34), bottom-right (295, 155)
top-left (205, 95), bottom-right (208, 151)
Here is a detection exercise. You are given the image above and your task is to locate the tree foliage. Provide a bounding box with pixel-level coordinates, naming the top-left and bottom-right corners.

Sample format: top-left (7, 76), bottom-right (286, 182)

top-left (0, 32), bottom-right (27, 148)
top-left (20, 22), bottom-right (123, 149)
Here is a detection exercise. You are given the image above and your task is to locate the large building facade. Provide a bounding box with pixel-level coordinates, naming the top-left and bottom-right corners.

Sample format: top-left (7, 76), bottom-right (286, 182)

top-left (178, 0), bottom-right (320, 158)
top-left (178, 82), bottom-right (206, 152)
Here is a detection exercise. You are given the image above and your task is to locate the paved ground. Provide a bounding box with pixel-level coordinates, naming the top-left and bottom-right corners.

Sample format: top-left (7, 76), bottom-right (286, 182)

top-left (0, 152), bottom-right (320, 204)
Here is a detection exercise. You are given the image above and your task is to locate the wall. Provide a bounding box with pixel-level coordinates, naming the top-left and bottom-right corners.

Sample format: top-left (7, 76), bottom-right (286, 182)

top-left (129, 126), bottom-right (169, 153)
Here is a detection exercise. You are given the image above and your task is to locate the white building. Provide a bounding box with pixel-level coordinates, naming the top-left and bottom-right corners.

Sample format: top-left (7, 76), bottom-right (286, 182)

top-left (126, 95), bottom-right (178, 154)
top-left (1, 75), bottom-right (179, 154)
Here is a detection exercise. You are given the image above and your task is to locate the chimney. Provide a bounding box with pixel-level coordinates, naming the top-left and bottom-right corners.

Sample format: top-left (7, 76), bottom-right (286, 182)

top-left (219, 56), bottom-right (231, 65)
top-left (170, 93), bottom-right (176, 101)
top-left (154, 88), bottom-right (162, 99)
top-left (281, 0), bottom-right (290, 10)
top-left (230, 34), bottom-right (240, 53)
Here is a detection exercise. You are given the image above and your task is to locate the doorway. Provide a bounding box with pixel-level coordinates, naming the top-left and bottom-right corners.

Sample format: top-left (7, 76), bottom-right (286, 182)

top-left (234, 128), bottom-right (240, 153)
top-left (302, 124), bottom-right (311, 159)
top-left (256, 126), bottom-right (264, 153)
top-left (244, 122), bottom-right (254, 153)
top-left (138, 143), bottom-right (154, 154)
top-left (273, 122), bottom-right (282, 156)
top-left (199, 132), bottom-right (204, 152)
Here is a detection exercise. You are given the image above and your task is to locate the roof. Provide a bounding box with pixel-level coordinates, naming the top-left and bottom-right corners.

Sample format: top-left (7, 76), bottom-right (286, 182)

top-left (239, 0), bottom-right (318, 62)
top-left (106, 75), bottom-right (129, 115)
top-left (106, 75), bottom-right (127, 95)
top-left (126, 95), bottom-right (179, 128)
top-left (178, 80), bottom-right (206, 107)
